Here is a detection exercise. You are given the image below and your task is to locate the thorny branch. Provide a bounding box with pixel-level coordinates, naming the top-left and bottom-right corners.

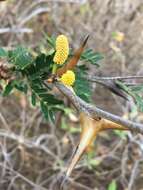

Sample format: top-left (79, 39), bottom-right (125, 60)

top-left (55, 82), bottom-right (143, 134)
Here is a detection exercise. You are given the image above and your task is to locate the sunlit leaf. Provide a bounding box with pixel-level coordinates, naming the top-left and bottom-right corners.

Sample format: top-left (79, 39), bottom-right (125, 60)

top-left (108, 180), bottom-right (117, 190)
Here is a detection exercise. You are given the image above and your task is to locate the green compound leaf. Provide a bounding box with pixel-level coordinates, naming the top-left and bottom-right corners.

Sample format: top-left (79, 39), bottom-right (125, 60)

top-left (30, 79), bottom-right (63, 120)
top-left (42, 33), bottom-right (56, 48)
top-left (81, 49), bottom-right (104, 66)
top-left (116, 80), bottom-right (143, 112)
top-left (46, 36), bottom-right (56, 48)
top-left (25, 53), bottom-right (54, 81)
top-left (0, 48), bottom-right (7, 58)
top-left (3, 81), bottom-right (15, 96)
top-left (31, 81), bottom-right (63, 105)
top-left (40, 101), bottom-right (49, 120)
top-left (40, 101), bottom-right (56, 122)
top-left (31, 92), bottom-right (37, 106)
top-left (3, 80), bottom-right (28, 96)
top-left (74, 68), bottom-right (92, 102)
top-left (39, 93), bottom-right (63, 105)
top-left (135, 94), bottom-right (143, 112)
top-left (130, 85), bottom-right (143, 93)
top-left (48, 108), bottom-right (56, 123)
top-left (14, 82), bottom-right (28, 94)
top-left (8, 46), bottom-right (33, 69)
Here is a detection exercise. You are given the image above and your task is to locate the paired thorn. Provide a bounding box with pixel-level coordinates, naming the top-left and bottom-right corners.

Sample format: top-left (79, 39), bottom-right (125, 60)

top-left (61, 112), bottom-right (129, 186)
top-left (64, 113), bottom-right (101, 178)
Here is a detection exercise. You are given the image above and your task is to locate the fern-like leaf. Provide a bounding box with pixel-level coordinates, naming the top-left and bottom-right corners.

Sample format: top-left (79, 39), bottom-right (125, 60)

top-left (81, 49), bottom-right (104, 66)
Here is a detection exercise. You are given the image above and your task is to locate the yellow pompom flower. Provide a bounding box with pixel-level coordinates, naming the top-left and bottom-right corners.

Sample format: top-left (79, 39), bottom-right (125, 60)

top-left (60, 70), bottom-right (75, 86)
top-left (53, 35), bottom-right (69, 65)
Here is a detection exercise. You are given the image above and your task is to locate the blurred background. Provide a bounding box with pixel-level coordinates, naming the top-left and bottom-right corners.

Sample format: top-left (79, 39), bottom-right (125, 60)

top-left (0, 0), bottom-right (143, 189)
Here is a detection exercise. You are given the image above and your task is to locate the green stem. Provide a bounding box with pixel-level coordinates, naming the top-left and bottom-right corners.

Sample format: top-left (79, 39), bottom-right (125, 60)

top-left (52, 63), bottom-right (58, 74)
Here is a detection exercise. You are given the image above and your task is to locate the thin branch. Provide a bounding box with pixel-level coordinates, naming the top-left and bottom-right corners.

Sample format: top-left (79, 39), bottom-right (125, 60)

top-left (19, 7), bottom-right (50, 26)
top-left (0, 163), bottom-right (47, 190)
top-left (128, 159), bottom-right (141, 190)
top-left (124, 82), bottom-right (142, 86)
top-left (0, 130), bottom-right (59, 161)
top-left (87, 75), bottom-right (143, 81)
top-left (84, 76), bottom-right (143, 100)
top-left (55, 82), bottom-right (143, 134)
top-left (0, 27), bottom-right (33, 34)
top-left (37, 0), bottom-right (87, 3)
top-left (85, 78), bottom-right (129, 100)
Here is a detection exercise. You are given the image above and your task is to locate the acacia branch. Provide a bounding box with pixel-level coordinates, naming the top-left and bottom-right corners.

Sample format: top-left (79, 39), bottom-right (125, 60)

top-left (55, 82), bottom-right (143, 134)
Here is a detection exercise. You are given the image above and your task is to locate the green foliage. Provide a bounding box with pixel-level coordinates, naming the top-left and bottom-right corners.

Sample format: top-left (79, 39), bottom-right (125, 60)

top-left (74, 47), bottom-right (104, 102)
top-left (74, 48), bottom-right (104, 102)
top-left (31, 92), bottom-right (36, 106)
top-left (25, 53), bottom-right (53, 80)
top-left (25, 53), bottom-right (63, 121)
top-left (42, 32), bottom-right (56, 49)
top-left (0, 47), bottom-right (7, 58)
top-left (40, 101), bottom-right (49, 119)
top-left (116, 80), bottom-right (143, 112)
top-left (61, 117), bottom-right (81, 133)
top-left (81, 49), bottom-right (104, 66)
top-left (131, 84), bottom-right (143, 92)
top-left (3, 80), bottom-right (28, 96)
top-left (108, 180), bottom-right (117, 190)
top-left (46, 35), bottom-right (56, 48)
top-left (86, 151), bottom-right (101, 169)
top-left (114, 130), bottom-right (127, 139)
top-left (3, 81), bottom-right (15, 96)
top-left (14, 81), bottom-right (28, 93)
top-left (1, 35), bottom-right (143, 123)
top-left (1, 45), bottom-right (63, 121)
top-left (8, 46), bottom-right (33, 69)
top-left (74, 65), bottom-right (92, 102)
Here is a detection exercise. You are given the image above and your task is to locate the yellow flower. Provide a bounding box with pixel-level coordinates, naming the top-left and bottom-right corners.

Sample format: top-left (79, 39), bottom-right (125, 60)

top-left (60, 70), bottom-right (75, 86)
top-left (112, 31), bottom-right (125, 42)
top-left (53, 35), bottom-right (69, 65)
